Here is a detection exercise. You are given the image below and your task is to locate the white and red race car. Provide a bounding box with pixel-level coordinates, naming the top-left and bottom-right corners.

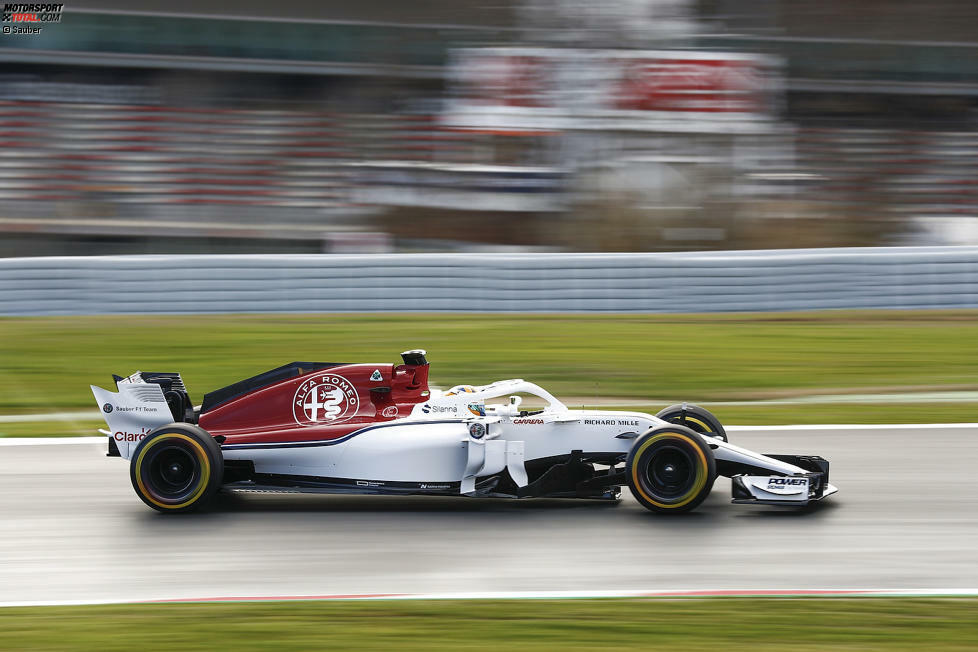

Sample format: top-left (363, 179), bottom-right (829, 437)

top-left (91, 350), bottom-right (837, 514)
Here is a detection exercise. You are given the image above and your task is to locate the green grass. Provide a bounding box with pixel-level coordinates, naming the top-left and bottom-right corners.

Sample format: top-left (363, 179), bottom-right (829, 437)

top-left (0, 598), bottom-right (976, 651)
top-left (2, 311), bottom-right (976, 415)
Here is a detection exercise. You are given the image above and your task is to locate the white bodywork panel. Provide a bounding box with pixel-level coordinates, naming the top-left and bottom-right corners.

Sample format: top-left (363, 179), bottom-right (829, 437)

top-left (222, 421), bottom-right (471, 482)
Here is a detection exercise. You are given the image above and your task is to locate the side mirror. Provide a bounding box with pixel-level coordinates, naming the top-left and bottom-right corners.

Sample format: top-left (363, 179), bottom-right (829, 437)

top-left (400, 349), bottom-right (428, 366)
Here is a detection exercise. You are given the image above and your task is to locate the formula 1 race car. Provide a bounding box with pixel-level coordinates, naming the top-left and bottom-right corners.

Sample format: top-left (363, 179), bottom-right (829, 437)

top-left (91, 350), bottom-right (837, 514)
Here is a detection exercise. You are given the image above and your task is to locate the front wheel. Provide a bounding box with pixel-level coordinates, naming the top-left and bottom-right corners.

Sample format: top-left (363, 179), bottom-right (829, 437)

top-left (130, 423), bottom-right (223, 513)
top-left (655, 403), bottom-right (727, 442)
top-left (626, 426), bottom-right (716, 514)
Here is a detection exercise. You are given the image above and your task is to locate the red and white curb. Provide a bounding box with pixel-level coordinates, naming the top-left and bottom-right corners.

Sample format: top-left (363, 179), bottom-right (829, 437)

top-left (3, 588), bottom-right (978, 608)
top-left (146, 588), bottom-right (978, 602)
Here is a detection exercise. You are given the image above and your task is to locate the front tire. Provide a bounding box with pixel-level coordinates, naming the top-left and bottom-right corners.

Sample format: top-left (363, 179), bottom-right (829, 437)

top-left (130, 423), bottom-right (223, 513)
top-left (626, 426), bottom-right (716, 514)
top-left (655, 403), bottom-right (727, 442)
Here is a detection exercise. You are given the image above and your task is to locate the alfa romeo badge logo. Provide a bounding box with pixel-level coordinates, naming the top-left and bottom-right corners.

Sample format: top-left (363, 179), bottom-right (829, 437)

top-left (293, 374), bottom-right (359, 426)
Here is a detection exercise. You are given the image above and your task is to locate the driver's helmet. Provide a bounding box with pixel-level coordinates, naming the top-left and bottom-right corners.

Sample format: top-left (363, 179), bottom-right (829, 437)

top-left (467, 401), bottom-right (486, 417)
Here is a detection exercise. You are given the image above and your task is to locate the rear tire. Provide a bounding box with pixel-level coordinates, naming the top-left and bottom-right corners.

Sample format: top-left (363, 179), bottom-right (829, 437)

top-left (655, 403), bottom-right (727, 442)
top-left (626, 426), bottom-right (716, 514)
top-left (130, 423), bottom-right (223, 513)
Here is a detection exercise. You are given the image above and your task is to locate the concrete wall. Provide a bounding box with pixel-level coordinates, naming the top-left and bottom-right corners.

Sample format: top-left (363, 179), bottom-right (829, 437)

top-left (1, 247), bottom-right (976, 315)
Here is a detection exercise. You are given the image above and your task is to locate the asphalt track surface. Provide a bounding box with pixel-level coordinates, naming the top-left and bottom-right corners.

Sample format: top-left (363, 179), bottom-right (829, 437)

top-left (2, 427), bottom-right (977, 604)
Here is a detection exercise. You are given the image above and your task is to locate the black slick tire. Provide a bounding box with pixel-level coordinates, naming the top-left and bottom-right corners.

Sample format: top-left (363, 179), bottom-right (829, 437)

top-left (129, 423), bottom-right (223, 513)
top-left (655, 403), bottom-right (727, 442)
top-left (626, 426), bottom-right (717, 514)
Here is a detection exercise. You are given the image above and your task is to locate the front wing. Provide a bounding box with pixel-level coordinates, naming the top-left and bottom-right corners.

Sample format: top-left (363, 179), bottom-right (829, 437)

top-left (731, 473), bottom-right (839, 506)
top-left (709, 439), bottom-right (837, 506)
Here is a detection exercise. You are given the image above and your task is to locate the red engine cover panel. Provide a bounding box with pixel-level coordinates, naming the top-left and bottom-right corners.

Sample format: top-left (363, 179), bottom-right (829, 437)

top-left (199, 361), bottom-right (430, 445)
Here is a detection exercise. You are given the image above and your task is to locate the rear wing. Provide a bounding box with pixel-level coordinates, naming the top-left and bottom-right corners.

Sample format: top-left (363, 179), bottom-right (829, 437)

top-left (90, 371), bottom-right (189, 460)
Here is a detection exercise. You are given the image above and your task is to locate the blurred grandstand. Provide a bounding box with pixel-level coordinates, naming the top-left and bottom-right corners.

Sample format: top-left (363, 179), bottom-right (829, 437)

top-left (0, 0), bottom-right (976, 255)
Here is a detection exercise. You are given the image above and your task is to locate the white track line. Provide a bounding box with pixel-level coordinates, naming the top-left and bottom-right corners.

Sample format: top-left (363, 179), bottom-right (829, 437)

top-left (725, 423), bottom-right (978, 431)
top-left (0, 411), bottom-right (98, 423)
top-left (2, 423), bottom-right (978, 446)
top-left (0, 437), bottom-right (105, 446)
top-left (2, 588), bottom-right (977, 608)
top-left (709, 391), bottom-right (978, 406)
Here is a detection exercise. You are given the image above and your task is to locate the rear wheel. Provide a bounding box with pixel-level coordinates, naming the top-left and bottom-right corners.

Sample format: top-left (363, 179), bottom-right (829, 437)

top-left (626, 426), bottom-right (716, 514)
top-left (130, 423), bottom-right (223, 513)
top-left (655, 403), bottom-right (727, 442)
